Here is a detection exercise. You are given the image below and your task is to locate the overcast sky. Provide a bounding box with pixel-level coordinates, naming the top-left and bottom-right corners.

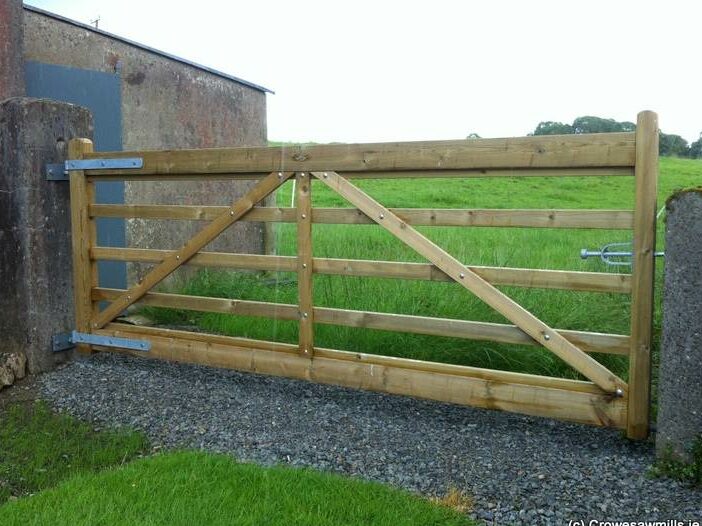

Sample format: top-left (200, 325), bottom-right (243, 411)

top-left (27, 0), bottom-right (702, 144)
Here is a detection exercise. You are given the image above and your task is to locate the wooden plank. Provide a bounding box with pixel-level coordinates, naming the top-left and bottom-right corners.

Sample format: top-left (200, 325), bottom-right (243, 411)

top-left (94, 325), bottom-right (628, 429)
top-left (91, 247), bottom-right (632, 294)
top-left (92, 287), bottom-right (630, 355)
top-left (87, 167), bottom-right (634, 181)
top-left (80, 133), bottom-right (636, 176)
top-left (296, 172), bottom-right (314, 357)
top-left (627, 111), bottom-right (659, 440)
top-left (90, 204), bottom-right (635, 230)
top-left (92, 171), bottom-right (294, 329)
top-left (312, 171), bottom-right (627, 393)
top-left (69, 138), bottom-right (95, 354)
top-left (101, 323), bottom-right (604, 394)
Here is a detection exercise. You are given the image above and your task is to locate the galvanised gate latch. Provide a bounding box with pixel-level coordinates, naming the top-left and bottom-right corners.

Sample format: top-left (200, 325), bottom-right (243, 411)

top-left (52, 331), bottom-right (151, 353)
top-left (45, 157), bottom-right (143, 181)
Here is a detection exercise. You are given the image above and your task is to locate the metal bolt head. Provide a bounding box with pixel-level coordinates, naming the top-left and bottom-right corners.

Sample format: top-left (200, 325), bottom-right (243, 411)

top-left (379, 213), bottom-right (385, 219)
top-left (459, 273), bottom-right (465, 279)
top-left (302, 312), bottom-right (309, 318)
top-left (300, 172), bottom-right (306, 177)
top-left (543, 333), bottom-right (551, 341)
top-left (323, 173), bottom-right (328, 178)
top-left (176, 255), bottom-right (180, 260)
top-left (302, 263), bottom-right (307, 268)
top-left (278, 172), bottom-right (283, 178)
top-left (230, 210), bottom-right (235, 216)
top-left (301, 213), bottom-right (307, 219)
top-left (615, 388), bottom-right (624, 397)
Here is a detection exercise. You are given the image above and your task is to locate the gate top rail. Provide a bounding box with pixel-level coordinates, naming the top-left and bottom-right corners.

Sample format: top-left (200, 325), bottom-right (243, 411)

top-left (77, 132), bottom-right (636, 178)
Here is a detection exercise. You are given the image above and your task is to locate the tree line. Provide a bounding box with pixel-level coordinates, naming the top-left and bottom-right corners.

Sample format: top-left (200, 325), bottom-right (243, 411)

top-left (530, 116), bottom-right (701, 158)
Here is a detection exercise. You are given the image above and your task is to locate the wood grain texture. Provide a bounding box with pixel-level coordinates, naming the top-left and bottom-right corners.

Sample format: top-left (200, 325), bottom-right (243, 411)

top-left (68, 138), bottom-right (95, 354)
top-left (94, 324), bottom-right (628, 429)
top-left (92, 287), bottom-right (630, 355)
top-left (312, 171), bottom-right (626, 393)
top-left (90, 204), bottom-right (635, 230)
top-left (92, 171), bottom-right (293, 329)
top-left (79, 133), bottom-right (636, 176)
top-left (627, 111), bottom-right (659, 439)
top-left (296, 172), bottom-right (314, 357)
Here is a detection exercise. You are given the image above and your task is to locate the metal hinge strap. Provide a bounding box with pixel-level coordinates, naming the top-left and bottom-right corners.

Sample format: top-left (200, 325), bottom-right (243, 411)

top-left (45, 157), bottom-right (143, 181)
top-left (52, 331), bottom-right (151, 352)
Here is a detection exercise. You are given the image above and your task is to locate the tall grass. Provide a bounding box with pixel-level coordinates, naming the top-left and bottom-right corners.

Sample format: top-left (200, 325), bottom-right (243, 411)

top-left (143, 157), bottom-right (702, 381)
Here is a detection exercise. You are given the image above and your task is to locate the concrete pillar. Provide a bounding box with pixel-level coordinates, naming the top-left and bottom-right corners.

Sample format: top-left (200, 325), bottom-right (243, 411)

top-left (0, 0), bottom-right (25, 99)
top-left (657, 189), bottom-right (702, 462)
top-left (0, 98), bottom-right (93, 373)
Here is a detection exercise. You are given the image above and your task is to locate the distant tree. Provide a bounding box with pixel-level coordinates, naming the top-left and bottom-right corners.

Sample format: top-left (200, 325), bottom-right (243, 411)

top-left (532, 121), bottom-right (574, 135)
top-left (466, 133), bottom-right (481, 139)
top-left (572, 116), bottom-right (636, 134)
top-left (689, 133), bottom-right (702, 159)
top-left (659, 133), bottom-right (690, 157)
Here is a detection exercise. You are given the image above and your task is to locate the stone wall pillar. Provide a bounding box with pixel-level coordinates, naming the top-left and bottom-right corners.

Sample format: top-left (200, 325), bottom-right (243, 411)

top-left (0, 98), bottom-right (93, 374)
top-left (0, 0), bottom-right (25, 99)
top-left (657, 189), bottom-right (702, 462)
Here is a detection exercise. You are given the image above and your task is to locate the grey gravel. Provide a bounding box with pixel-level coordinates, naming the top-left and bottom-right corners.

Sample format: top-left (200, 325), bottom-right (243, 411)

top-left (40, 353), bottom-right (701, 525)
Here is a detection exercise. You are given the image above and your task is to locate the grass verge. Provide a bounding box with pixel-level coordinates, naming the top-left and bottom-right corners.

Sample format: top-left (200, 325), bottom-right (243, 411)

top-left (0, 451), bottom-right (474, 526)
top-left (0, 401), bottom-right (149, 504)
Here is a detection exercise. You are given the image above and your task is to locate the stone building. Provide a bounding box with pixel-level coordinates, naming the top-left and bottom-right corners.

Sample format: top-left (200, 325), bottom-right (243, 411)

top-left (22, 4), bottom-right (273, 287)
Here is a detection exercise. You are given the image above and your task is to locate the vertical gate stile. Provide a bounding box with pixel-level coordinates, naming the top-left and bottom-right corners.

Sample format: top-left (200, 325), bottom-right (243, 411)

top-left (68, 138), bottom-right (96, 354)
top-left (296, 171), bottom-right (314, 357)
top-left (627, 111), bottom-right (659, 440)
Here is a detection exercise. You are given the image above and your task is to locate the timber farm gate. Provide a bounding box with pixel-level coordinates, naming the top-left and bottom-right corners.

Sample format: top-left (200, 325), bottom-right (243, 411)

top-left (66, 111), bottom-right (659, 440)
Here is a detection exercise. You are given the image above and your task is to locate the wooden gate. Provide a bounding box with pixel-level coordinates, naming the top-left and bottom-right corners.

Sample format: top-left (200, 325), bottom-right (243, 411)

top-left (69, 111), bottom-right (659, 439)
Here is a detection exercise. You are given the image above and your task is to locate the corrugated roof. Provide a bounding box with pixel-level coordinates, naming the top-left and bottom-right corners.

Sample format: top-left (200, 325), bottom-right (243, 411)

top-left (23, 4), bottom-right (274, 94)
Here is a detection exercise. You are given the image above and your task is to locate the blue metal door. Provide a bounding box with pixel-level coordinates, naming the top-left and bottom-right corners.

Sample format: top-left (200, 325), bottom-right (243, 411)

top-left (25, 61), bottom-right (127, 290)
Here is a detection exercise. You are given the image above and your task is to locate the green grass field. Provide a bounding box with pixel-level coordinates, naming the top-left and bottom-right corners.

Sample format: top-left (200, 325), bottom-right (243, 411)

top-left (147, 157), bottom-right (702, 383)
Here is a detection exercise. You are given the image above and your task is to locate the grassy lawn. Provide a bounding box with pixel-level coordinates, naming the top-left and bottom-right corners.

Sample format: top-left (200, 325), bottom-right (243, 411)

top-left (0, 402), bottom-right (149, 504)
top-left (0, 451), bottom-right (472, 526)
top-left (146, 157), bottom-right (702, 382)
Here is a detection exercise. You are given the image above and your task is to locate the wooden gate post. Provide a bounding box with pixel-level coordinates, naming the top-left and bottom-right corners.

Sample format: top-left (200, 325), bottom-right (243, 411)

top-left (628, 110), bottom-right (659, 440)
top-left (296, 172), bottom-right (314, 357)
top-left (69, 138), bottom-right (96, 354)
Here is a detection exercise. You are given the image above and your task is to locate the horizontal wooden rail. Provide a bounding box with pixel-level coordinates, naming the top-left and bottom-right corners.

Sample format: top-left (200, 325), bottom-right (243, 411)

top-left (92, 287), bottom-right (630, 355)
top-left (79, 133), bottom-right (636, 176)
top-left (90, 247), bottom-right (632, 293)
top-left (86, 167), bottom-right (635, 181)
top-left (100, 324), bottom-right (601, 393)
top-left (90, 204), bottom-right (635, 230)
top-left (95, 323), bottom-right (628, 428)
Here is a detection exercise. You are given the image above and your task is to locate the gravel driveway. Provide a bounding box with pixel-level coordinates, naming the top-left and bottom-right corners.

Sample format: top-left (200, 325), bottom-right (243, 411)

top-left (40, 353), bottom-right (701, 525)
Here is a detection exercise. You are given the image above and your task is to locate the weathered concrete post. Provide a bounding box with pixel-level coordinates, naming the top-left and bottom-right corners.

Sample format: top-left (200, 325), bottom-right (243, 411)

top-left (657, 189), bottom-right (702, 462)
top-left (0, 98), bottom-right (93, 375)
top-left (0, 0), bottom-right (25, 99)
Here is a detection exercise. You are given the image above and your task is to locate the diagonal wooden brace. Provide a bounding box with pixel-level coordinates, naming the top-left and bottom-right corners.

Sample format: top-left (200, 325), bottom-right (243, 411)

top-left (311, 171), bottom-right (627, 394)
top-left (92, 171), bottom-right (294, 329)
